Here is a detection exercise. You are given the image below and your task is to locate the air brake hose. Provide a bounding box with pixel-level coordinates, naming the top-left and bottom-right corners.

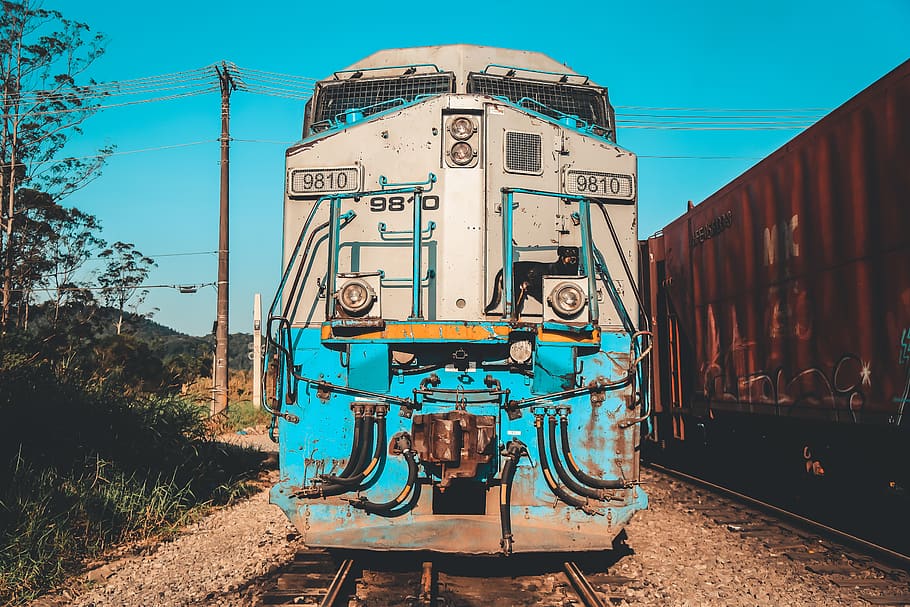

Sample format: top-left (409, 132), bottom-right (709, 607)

top-left (534, 415), bottom-right (600, 516)
top-left (546, 415), bottom-right (609, 500)
top-left (332, 406), bottom-right (365, 480)
top-left (558, 413), bottom-right (627, 490)
top-left (296, 411), bottom-right (376, 498)
top-left (321, 410), bottom-right (387, 487)
top-left (349, 435), bottom-right (421, 516)
top-left (499, 438), bottom-right (529, 555)
top-left (325, 409), bottom-right (375, 483)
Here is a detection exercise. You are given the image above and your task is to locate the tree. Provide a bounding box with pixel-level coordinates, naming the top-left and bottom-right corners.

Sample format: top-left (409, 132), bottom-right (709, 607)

top-left (96, 241), bottom-right (155, 335)
top-left (4, 188), bottom-right (55, 326)
top-left (42, 204), bottom-right (104, 323)
top-left (0, 1), bottom-right (110, 329)
top-left (0, 187), bottom-right (104, 327)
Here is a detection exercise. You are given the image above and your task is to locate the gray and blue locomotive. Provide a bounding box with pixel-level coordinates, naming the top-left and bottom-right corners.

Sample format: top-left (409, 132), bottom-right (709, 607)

top-left (264, 45), bottom-right (650, 554)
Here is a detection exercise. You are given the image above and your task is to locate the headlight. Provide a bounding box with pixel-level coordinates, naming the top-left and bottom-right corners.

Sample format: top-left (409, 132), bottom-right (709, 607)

top-left (336, 279), bottom-right (376, 316)
top-left (509, 340), bottom-right (533, 364)
top-left (450, 141), bottom-right (475, 166)
top-left (547, 282), bottom-right (587, 319)
top-left (449, 117), bottom-right (475, 140)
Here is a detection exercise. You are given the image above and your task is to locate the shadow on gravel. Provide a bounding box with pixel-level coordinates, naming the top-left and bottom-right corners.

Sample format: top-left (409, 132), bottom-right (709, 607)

top-left (332, 535), bottom-right (633, 577)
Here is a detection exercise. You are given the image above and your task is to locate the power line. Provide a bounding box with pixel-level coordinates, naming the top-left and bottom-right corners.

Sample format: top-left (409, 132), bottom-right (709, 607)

top-left (639, 154), bottom-right (764, 160)
top-left (615, 104), bottom-right (832, 112)
top-left (146, 250), bottom-right (217, 258)
top-left (14, 282), bottom-right (216, 294)
top-left (619, 123), bottom-right (813, 130)
top-left (20, 140), bottom-right (215, 168)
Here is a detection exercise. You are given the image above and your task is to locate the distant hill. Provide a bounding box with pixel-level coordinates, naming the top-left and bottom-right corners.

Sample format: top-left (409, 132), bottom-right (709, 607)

top-left (27, 303), bottom-right (255, 373)
top-left (127, 313), bottom-right (255, 373)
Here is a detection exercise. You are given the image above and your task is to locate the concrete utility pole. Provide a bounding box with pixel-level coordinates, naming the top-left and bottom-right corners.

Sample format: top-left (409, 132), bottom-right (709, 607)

top-left (213, 62), bottom-right (236, 416)
top-left (253, 293), bottom-right (262, 411)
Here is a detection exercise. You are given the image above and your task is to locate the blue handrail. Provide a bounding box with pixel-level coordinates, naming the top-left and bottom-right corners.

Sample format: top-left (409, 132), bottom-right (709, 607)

top-left (498, 187), bottom-right (600, 324)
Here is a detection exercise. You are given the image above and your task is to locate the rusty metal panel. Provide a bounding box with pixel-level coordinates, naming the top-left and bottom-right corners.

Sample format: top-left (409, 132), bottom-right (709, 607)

top-left (660, 59), bottom-right (910, 425)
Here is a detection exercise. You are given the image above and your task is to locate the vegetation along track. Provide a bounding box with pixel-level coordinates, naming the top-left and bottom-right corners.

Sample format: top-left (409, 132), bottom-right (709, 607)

top-left (259, 550), bottom-right (638, 606)
top-left (646, 462), bottom-right (910, 605)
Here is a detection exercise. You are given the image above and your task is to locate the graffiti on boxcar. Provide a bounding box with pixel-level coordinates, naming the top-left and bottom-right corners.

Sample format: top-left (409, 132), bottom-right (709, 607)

top-left (763, 213), bottom-right (799, 267)
top-left (700, 303), bottom-right (868, 422)
top-left (898, 328), bottom-right (910, 425)
top-left (767, 283), bottom-right (812, 340)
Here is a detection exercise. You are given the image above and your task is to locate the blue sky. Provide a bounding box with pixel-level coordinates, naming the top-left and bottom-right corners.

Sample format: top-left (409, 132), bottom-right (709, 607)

top-left (50, 0), bottom-right (909, 336)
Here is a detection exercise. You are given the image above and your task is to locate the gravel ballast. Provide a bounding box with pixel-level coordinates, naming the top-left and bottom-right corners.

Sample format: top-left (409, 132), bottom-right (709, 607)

top-left (42, 444), bottom-right (898, 606)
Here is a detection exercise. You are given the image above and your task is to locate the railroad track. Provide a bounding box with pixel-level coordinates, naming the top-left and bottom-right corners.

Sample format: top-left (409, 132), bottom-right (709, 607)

top-left (259, 550), bottom-right (635, 606)
top-left (646, 462), bottom-right (910, 606)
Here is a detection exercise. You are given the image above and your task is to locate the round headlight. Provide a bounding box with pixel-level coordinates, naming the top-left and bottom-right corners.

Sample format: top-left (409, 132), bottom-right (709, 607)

top-left (336, 279), bottom-right (375, 316)
top-left (548, 282), bottom-right (587, 319)
top-left (450, 141), bottom-right (475, 166)
top-left (509, 340), bottom-right (533, 364)
top-left (449, 117), bottom-right (475, 140)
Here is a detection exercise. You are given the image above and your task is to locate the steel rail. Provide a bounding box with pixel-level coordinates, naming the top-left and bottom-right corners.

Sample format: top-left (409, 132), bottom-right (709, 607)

top-left (646, 462), bottom-right (910, 571)
top-left (563, 561), bottom-right (605, 607)
top-left (320, 558), bottom-right (355, 607)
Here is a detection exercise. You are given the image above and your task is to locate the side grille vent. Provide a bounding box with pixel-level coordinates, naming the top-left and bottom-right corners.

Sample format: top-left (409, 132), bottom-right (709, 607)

top-left (505, 131), bottom-right (542, 175)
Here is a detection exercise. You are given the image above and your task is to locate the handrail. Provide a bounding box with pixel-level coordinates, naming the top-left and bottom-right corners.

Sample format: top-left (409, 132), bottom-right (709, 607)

top-left (332, 63), bottom-right (444, 79)
top-left (481, 63), bottom-right (591, 85)
top-left (334, 97), bottom-right (407, 125)
top-left (264, 176), bottom-right (438, 415)
top-left (498, 188), bottom-right (599, 323)
top-left (379, 173), bottom-right (437, 189)
top-left (489, 95), bottom-right (614, 141)
top-left (378, 220), bottom-right (436, 241)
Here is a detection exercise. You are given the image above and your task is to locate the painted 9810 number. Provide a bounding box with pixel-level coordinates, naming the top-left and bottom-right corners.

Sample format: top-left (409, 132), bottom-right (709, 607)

top-left (565, 170), bottom-right (634, 200)
top-left (288, 167), bottom-right (359, 195)
top-left (369, 195), bottom-right (440, 212)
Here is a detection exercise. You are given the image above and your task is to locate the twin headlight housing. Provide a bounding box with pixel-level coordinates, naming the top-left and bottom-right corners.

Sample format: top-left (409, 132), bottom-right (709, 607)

top-left (445, 115), bottom-right (479, 168)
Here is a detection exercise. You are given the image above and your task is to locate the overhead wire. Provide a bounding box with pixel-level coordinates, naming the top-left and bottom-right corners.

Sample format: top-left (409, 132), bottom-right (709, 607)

top-left (0, 63), bottom-right (834, 175)
top-left (1, 67), bottom-right (216, 110)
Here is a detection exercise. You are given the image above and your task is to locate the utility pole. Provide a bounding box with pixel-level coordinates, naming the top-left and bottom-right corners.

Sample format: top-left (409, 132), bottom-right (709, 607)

top-left (213, 62), bottom-right (236, 416)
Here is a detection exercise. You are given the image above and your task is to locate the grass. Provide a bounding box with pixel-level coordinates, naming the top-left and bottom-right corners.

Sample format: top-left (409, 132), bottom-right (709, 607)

top-left (0, 362), bottom-right (266, 605)
top-left (220, 399), bottom-right (273, 432)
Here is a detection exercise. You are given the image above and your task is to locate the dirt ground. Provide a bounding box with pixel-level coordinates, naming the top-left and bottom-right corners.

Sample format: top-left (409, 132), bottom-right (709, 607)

top-left (30, 440), bottom-right (900, 607)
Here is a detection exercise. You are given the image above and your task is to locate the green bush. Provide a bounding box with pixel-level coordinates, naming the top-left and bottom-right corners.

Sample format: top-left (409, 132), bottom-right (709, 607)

top-left (0, 358), bottom-right (263, 605)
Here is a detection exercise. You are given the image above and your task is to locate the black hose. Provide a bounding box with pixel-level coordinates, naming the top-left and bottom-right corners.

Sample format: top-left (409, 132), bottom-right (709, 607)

top-left (349, 436), bottom-right (421, 516)
top-left (534, 415), bottom-right (600, 515)
top-left (321, 411), bottom-right (387, 487)
top-left (546, 415), bottom-right (609, 500)
top-left (295, 411), bottom-right (376, 499)
top-left (559, 414), bottom-right (627, 490)
top-left (333, 407), bottom-right (365, 480)
top-left (499, 438), bottom-right (528, 555)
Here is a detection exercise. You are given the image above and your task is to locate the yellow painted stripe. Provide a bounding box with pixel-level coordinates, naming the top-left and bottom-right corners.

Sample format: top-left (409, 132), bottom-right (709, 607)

top-left (537, 326), bottom-right (600, 344)
top-left (362, 459), bottom-right (378, 476)
top-left (567, 452), bottom-right (579, 468)
top-left (323, 323), bottom-right (512, 341)
top-left (500, 486), bottom-right (507, 505)
top-left (543, 469), bottom-right (555, 486)
top-left (321, 322), bottom-right (600, 343)
top-left (395, 485), bottom-right (412, 502)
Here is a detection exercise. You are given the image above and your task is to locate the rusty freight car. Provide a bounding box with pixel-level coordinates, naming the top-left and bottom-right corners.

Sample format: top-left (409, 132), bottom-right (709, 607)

top-left (644, 59), bottom-right (910, 545)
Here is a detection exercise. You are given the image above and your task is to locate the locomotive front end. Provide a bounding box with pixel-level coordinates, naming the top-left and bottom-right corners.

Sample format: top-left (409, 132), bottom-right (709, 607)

top-left (266, 45), bottom-right (649, 554)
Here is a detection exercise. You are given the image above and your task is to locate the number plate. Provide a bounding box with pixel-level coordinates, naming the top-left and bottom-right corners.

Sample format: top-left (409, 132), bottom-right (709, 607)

top-left (564, 170), bottom-right (635, 200)
top-left (288, 166), bottom-right (359, 195)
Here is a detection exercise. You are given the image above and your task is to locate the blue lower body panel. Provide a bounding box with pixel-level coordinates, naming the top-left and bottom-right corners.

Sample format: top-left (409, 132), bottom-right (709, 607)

top-left (270, 324), bottom-right (648, 554)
